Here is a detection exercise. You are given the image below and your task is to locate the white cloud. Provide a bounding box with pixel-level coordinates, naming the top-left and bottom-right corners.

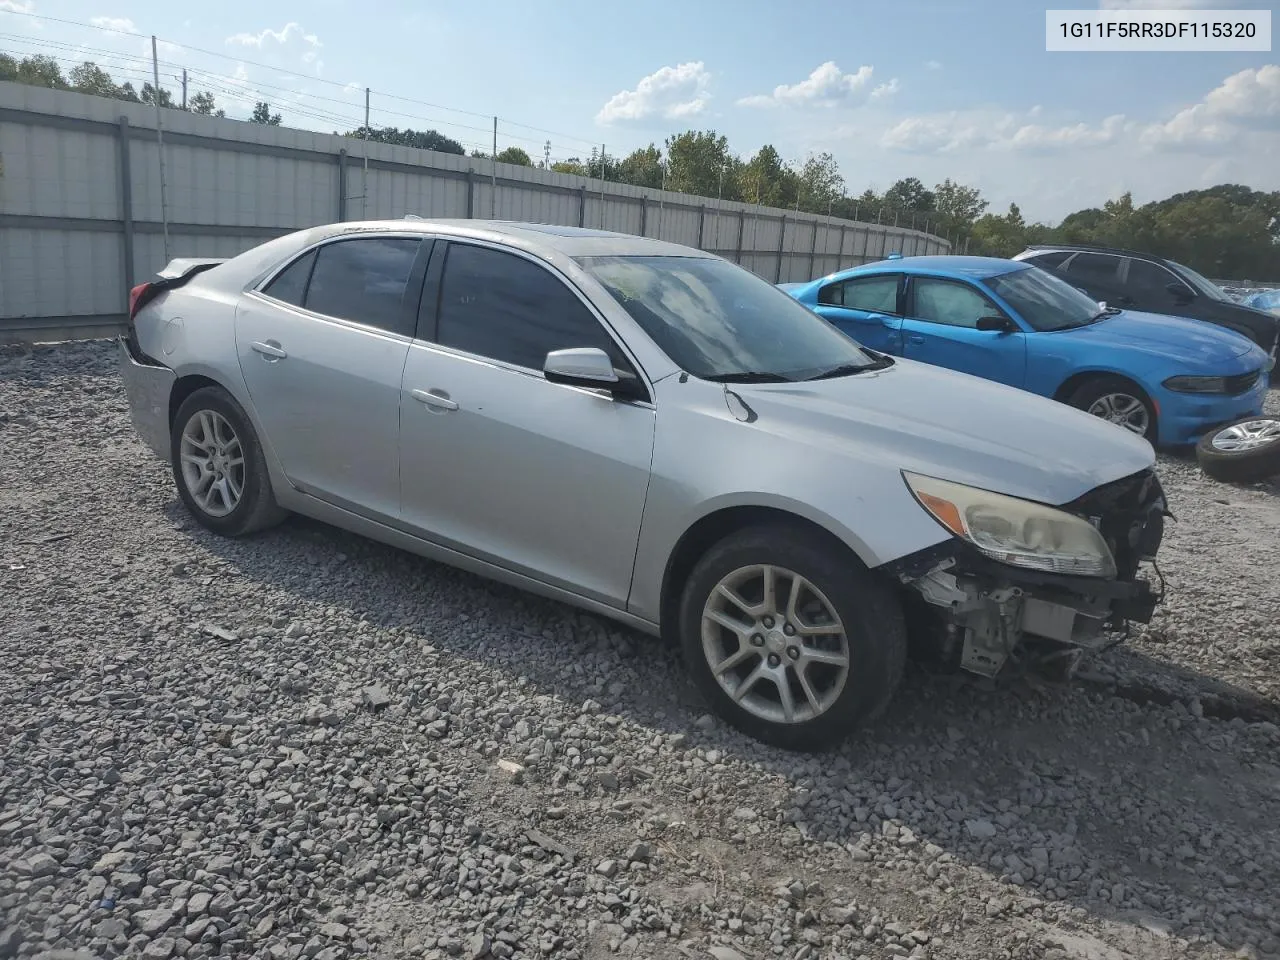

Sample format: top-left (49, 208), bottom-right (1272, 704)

top-left (226, 22), bottom-right (324, 74)
top-left (0, 0), bottom-right (35, 12)
top-left (89, 15), bottom-right (137, 33)
top-left (881, 65), bottom-right (1278, 158)
top-left (871, 78), bottom-right (900, 100)
top-left (737, 61), bottom-right (886, 108)
top-left (595, 62), bottom-right (711, 124)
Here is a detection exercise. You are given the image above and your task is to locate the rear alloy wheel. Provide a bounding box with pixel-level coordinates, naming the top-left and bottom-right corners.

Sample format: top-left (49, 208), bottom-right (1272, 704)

top-left (679, 524), bottom-right (906, 751)
top-left (1196, 416), bottom-right (1280, 484)
top-left (1068, 376), bottom-right (1156, 442)
top-left (171, 386), bottom-right (286, 537)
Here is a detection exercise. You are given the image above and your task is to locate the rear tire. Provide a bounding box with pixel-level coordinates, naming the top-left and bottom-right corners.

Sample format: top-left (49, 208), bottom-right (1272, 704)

top-left (1067, 375), bottom-right (1157, 443)
top-left (1195, 416), bottom-right (1280, 484)
top-left (678, 524), bottom-right (906, 751)
top-left (171, 386), bottom-right (286, 537)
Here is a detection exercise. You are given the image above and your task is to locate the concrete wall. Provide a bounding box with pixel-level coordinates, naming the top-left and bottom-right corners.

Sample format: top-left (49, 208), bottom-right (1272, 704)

top-left (0, 82), bottom-right (951, 343)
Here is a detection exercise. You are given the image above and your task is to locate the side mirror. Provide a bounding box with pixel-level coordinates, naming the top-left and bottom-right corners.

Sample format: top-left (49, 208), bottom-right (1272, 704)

top-left (976, 315), bottom-right (1013, 333)
top-left (1166, 281), bottom-right (1194, 303)
top-left (543, 347), bottom-right (645, 401)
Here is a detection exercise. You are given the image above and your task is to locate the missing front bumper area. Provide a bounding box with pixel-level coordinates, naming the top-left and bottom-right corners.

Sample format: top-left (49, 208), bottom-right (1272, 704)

top-left (894, 548), bottom-right (1160, 679)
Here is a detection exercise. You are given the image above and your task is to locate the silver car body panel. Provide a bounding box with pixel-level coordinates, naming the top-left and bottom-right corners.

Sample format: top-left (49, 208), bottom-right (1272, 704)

top-left (124, 219), bottom-right (1157, 638)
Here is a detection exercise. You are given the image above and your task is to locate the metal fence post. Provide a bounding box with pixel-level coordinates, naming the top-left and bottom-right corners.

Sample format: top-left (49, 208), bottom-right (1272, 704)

top-left (117, 116), bottom-right (135, 301)
top-left (774, 215), bottom-right (787, 284)
top-left (578, 186), bottom-right (587, 228)
top-left (698, 204), bottom-right (707, 250)
top-left (640, 195), bottom-right (648, 237)
top-left (807, 219), bottom-right (819, 279)
top-left (838, 224), bottom-right (848, 269)
top-left (466, 169), bottom-right (475, 218)
top-left (337, 149), bottom-right (348, 222)
top-left (735, 209), bottom-right (746, 264)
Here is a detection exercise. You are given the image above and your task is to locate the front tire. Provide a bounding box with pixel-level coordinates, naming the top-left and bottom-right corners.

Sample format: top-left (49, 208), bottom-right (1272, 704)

top-left (678, 524), bottom-right (907, 751)
top-left (171, 386), bottom-right (286, 537)
top-left (1067, 375), bottom-right (1157, 443)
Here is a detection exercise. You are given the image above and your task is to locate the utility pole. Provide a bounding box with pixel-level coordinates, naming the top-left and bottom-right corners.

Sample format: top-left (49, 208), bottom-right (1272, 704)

top-left (362, 87), bottom-right (370, 220)
top-left (599, 143), bottom-right (607, 228)
top-left (543, 139), bottom-right (551, 170)
top-left (150, 36), bottom-right (170, 262)
top-left (491, 116), bottom-right (498, 219)
top-left (181, 69), bottom-right (187, 110)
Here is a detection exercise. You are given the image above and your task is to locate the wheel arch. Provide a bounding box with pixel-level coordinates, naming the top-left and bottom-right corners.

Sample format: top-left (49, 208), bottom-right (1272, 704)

top-left (657, 504), bottom-right (876, 643)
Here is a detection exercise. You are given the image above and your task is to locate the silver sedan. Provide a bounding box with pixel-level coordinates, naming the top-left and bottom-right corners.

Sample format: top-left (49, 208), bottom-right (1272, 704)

top-left (121, 220), bottom-right (1167, 749)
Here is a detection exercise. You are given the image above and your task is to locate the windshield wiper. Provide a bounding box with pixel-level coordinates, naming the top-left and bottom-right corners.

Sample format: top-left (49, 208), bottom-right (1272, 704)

top-left (701, 371), bottom-right (796, 383)
top-left (802, 355), bottom-right (894, 381)
top-left (1089, 306), bottom-right (1122, 322)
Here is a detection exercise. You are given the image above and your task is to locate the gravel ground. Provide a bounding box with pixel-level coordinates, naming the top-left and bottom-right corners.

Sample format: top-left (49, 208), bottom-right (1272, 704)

top-left (2, 341), bottom-right (1278, 960)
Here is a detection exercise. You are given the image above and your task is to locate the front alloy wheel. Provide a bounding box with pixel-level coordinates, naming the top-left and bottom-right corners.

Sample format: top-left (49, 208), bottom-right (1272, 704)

top-left (679, 524), bottom-right (907, 751)
top-left (701, 564), bottom-right (851, 725)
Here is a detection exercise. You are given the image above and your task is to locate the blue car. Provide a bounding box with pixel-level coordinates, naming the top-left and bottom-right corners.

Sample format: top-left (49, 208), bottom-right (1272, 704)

top-left (782, 256), bottom-right (1273, 447)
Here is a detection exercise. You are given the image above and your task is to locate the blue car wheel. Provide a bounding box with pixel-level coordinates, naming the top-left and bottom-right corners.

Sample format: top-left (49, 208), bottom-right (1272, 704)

top-left (1066, 375), bottom-right (1157, 442)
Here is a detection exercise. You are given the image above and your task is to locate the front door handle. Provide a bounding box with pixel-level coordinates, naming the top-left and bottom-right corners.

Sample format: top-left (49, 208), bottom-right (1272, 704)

top-left (411, 389), bottom-right (459, 412)
top-left (251, 340), bottom-right (287, 360)
top-left (869, 314), bottom-right (897, 328)
top-left (908, 334), bottom-right (925, 344)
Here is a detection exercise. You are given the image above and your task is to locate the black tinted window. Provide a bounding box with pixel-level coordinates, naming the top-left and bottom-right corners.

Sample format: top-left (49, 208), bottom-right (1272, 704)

top-left (437, 243), bottom-right (624, 369)
top-left (1028, 251), bottom-right (1069, 268)
top-left (1067, 253), bottom-right (1120, 282)
top-left (304, 237), bottom-right (421, 333)
top-left (1127, 259), bottom-right (1178, 295)
top-left (263, 249), bottom-right (315, 306)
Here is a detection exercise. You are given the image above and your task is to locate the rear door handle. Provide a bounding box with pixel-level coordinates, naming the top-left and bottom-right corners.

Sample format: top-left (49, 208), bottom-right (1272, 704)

top-left (908, 334), bottom-right (925, 344)
top-left (251, 340), bottom-right (287, 360)
top-left (869, 314), bottom-right (897, 328)
top-left (411, 389), bottom-right (459, 412)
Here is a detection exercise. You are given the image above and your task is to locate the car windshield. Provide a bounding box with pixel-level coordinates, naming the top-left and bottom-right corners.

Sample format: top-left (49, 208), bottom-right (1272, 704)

top-left (577, 255), bottom-right (877, 381)
top-left (984, 264), bottom-right (1107, 331)
top-left (1168, 260), bottom-right (1229, 302)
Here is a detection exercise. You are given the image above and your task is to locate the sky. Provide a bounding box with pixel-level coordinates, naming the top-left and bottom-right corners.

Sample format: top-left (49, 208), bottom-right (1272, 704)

top-left (1, 0), bottom-right (1277, 223)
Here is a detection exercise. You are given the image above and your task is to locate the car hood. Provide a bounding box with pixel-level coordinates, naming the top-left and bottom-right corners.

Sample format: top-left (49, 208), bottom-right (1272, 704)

top-left (1054, 309), bottom-right (1257, 363)
top-left (722, 358), bottom-right (1155, 507)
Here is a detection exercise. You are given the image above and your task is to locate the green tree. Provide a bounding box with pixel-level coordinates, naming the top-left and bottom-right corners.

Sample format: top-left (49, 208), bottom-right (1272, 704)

top-left (970, 203), bottom-right (1031, 258)
top-left (664, 129), bottom-right (735, 198)
top-left (250, 101), bottom-right (282, 125)
top-left (141, 83), bottom-right (177, 108)
top-left (348, 126), bottom-right (465, 154)
top-left (738, 144), bottom-right (797, 208)
top-left (494, 146), bottom-right (532, 166)
top-left (932, 178), bottom-right (987, 237)
top-left (69, 62), bottom-right (124, 98)
top-left (616, 144), bottom-right (664, 189)
top-left (550, 158), bottom-right (588, 176)
top-left (882, 177), bottom-right (935, 217)
top-left (188, 91), bottom-right (224, 116)
top-left (798, 152), bottom-right (843, 213)
top-left (9, 54), bottom-right (67, 89)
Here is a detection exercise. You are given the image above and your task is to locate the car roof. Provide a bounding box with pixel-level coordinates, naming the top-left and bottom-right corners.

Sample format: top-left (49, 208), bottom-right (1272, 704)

top-left (1021, 243), bottom-right (1174, 265)
top-left (319, 218), bottom-right (715, 260)
top-left (854, 255), bottom-right (1027, 279)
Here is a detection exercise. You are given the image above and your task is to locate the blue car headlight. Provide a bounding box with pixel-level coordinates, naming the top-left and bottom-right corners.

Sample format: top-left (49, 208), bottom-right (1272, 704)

top-left (1162, 375), bottom-right (1229, 394)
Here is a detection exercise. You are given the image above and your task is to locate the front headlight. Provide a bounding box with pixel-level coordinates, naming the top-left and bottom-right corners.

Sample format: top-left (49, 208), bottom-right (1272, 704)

top-left (1162, 375), bottom-right (1228, 394)
top-left (903, 472), bottom-right (1116, 578)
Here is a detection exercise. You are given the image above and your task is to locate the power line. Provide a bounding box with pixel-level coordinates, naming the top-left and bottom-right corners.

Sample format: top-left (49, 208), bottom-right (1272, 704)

top-left (1, 13), bottom-right (611, 155)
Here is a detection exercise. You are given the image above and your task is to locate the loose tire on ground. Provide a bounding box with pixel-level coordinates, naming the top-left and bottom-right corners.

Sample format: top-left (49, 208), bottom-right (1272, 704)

top-left (1195, 415), bottom-right (1280, 484)
top-left (1066, 375), bottom-right (1157, 443)
top-left (677, 523), bottom-right (907, 751)
top-left (170, 385), bottom-right (287, 537)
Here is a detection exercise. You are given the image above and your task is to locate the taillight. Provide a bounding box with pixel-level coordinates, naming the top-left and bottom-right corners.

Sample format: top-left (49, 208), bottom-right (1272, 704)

top-left (128, 282), bottom-right (152, 322)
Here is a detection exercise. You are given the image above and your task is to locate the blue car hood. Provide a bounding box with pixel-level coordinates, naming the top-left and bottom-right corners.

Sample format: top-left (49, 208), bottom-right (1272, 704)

top-left (1056, 309), bottom-right (1256, 365)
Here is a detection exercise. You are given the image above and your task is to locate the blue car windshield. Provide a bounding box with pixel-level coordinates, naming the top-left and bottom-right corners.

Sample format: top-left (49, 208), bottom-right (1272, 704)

top-left (984, 265), bottom-right (1103, 332)
top-left (578, 255), bottom-right (876, 382)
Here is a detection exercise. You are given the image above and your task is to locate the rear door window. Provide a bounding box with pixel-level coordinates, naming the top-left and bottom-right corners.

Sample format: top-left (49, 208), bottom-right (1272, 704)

top-left (1066, 253), bottom-right (1121, 283)
top-left (819, 275), bottom-right (901, 313)
top-left (303, 237), bottom-right (423, 335)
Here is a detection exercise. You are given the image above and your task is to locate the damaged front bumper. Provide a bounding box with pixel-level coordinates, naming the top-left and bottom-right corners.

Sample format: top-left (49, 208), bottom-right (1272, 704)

top-left (890, 469), bottom-right (1167, 677)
